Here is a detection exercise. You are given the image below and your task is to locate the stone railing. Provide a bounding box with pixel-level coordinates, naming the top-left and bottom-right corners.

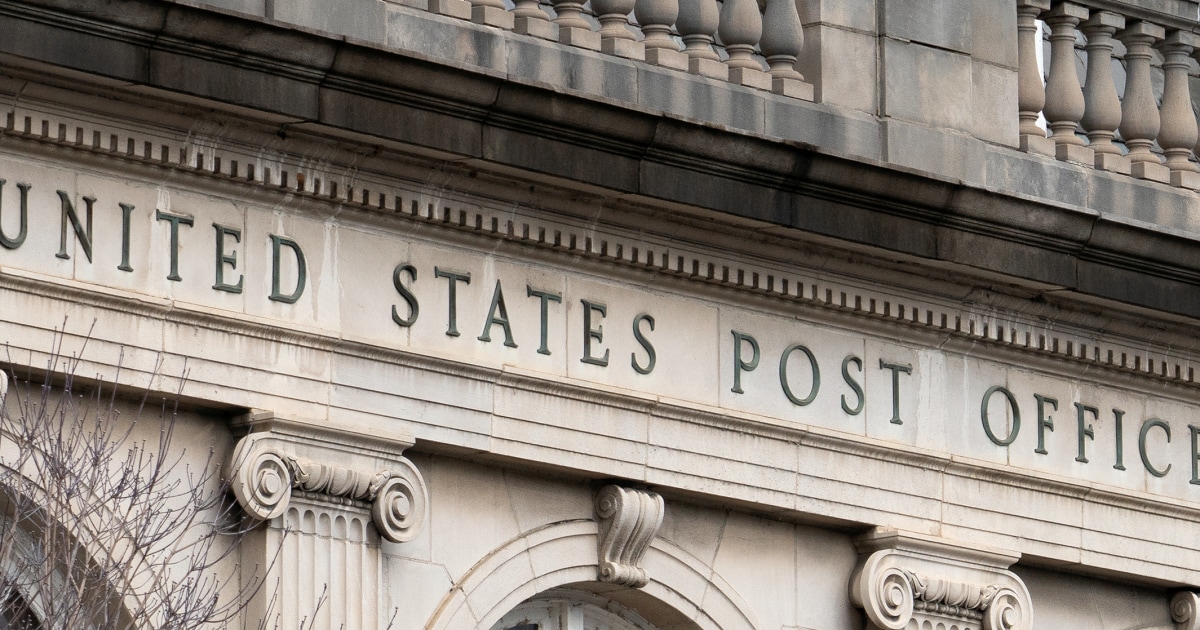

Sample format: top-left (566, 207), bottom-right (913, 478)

top-left (1018, 0), bottom-right (1200, 188)
top-left (409, 0), bottom-right (814, 99)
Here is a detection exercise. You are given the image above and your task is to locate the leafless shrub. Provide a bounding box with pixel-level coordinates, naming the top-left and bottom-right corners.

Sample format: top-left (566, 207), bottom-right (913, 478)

top-left (0, 333), bottom-right (260, 630)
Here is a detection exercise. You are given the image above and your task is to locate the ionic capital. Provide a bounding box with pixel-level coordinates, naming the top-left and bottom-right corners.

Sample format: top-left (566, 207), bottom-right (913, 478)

top-left (226, 412), bottom-right (428, 543)
top-left (850, 529), bottom-right (1032, 630)
top-left (1173, 592), bottom-right (1200, 630)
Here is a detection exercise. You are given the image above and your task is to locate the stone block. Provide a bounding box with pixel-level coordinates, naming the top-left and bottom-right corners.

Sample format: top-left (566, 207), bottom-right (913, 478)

top-left (644, 47), bottom-right (688, 71)
top-left (559, 26), bottom-right (601, 51)
top-left (1019, 133), bottom-right (1055, 155)
top-left (688, 56), bottom-right (728, 80)
top-left (638, 65), bottom-right (758, 132)
top-left (506, 35), bottom-right (638, 100)
top-left (771, 76), bottom-right (814, 101)
top-left (1131, 160), bottom-right (1171, 183)
top-left (764, 97), bottom-right (881, 159)
top-left (428, 0), bottom-right (472, 20)
top-left (882, 0), bottom-right (971, 54)
top-left (1170, 168), bottom-right (1200, 189)
top-left (971, 59), bottom-right (1018, 145)
top-left (602, 37), bottom-right (644, 60)
top-left (514, 15), bottom-right (557, 39)
top-left (149, 49), bottom-right (320, 119)
top-left (273, 0), bottom-right (386, 42)
top-left (1094, 151), bottom-right (1131, 174)
top-left (797, 0), bottom-right (876, 32)
top-left (727, 66), bottom-right (771, 91)
top-left (969, 0), bottom-right (1017, 67)
top-left (386, 7), bottom-right (506, 71)
top-left (882, 38), bottom-right (972, 132)
top-left (1055, 142), bottom-right (1094, 166)
top-left (471, 5), bottom-right (515, 29)
top-left (197, 0), bottom-right (267, 14)
top-left (983, 144), bottom-right (1090, 206)
top-left (884, 119), bottom-right (986, 186)
top-left (796, 24), bottom-right (877, 112)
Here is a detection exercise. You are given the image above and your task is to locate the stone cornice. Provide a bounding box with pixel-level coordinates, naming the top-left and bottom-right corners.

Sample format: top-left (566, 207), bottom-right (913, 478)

top-left (1, 0), bottom-right (1200, 325)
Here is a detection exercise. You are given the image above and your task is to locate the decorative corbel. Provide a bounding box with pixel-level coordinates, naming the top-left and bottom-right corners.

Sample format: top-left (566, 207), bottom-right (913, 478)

top-left (850, 529), bottom-right (1032, 630)
top-left (226, 413), bottom-right (428, 543)
top-left (595, 484), bottom-right (664, 588)
top-left (1173, 592), bottom-right (1200, 630)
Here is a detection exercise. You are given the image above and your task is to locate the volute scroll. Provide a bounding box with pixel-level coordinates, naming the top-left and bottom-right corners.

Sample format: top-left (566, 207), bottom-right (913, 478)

top-left (850, 529), bottom-right (1032, 630)
top-left (226, 413), bottom-right (429, 544)
top-left (595, 484), bottom-right (665, 588)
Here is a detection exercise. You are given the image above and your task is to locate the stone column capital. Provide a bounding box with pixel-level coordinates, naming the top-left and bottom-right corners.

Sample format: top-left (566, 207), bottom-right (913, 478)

top-left (850, 529), bottom-right (1032, 630)
top-left (225, 412), bottom-right (428, 543)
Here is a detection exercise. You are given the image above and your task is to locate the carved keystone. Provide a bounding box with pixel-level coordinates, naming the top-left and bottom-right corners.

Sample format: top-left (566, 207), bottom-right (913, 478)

top-left (1173, 592), bottom-right (1200, 630)
top-left (850, 529), bottom-right (1032, 630)
top-left (595, 485), bottom-right (664, 587)
top-left (226, 413), bottom-right (428, 544)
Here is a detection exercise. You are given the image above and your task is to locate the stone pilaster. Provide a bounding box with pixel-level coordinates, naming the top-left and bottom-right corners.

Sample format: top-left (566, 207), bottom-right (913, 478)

top-left (228, 412), bottom-right (428, 629)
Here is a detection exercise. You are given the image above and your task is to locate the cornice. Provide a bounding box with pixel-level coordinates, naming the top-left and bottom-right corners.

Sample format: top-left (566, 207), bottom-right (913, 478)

top-left (0, 0), bottom-right (1198, 325)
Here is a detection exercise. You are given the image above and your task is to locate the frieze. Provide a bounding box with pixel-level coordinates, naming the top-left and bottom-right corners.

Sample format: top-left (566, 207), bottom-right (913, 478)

top-left (5, 104), bottom-right (1200, 503)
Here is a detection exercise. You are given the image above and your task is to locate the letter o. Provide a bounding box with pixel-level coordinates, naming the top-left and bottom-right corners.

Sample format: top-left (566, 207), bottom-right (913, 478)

top-left (779, 343), bottom-right (820, 406)
top-left (982, 385), bottom-right (1021, 446)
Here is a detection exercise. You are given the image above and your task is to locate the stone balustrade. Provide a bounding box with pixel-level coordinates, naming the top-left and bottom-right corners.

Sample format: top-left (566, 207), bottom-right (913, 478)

top-left (419, 0), bottom-right (814, 99)
top-left (1019, 0), bottom-right (1200, 189)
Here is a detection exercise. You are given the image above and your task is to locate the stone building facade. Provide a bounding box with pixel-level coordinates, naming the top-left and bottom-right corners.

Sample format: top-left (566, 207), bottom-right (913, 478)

top-left (0, 0), bottom-right (1199, 628)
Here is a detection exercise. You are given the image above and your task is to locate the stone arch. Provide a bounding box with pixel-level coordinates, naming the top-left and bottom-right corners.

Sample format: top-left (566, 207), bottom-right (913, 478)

top-left (426, 519), bottom-right (761, 630)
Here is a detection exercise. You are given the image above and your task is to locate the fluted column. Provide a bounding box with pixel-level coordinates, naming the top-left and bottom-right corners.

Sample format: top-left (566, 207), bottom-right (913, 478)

top-left (553, 0), bottom-right (601, 49)
top-left (1156, 30), bottom-right (1200, 187)
top-left (1080, 11), bottom-right (1129, 174)
top-left (676, 0), bottom-right (727, 79)
top-left (759, 0), bottom-right (813, 100)
top-left (593, 0), bottom-right (644, 59)
top-left (1017, 0), bottom-right (1053, 155)
top-left (1043, 3), bottom-right (1092, 164)
top-left (1118, 21), bottom-right (1169, 182)
top-left (636, 0), bottom-right (687, 70)
top-left (718, 0), bottom-right (770, 89)
top-left (513, 0), bottom-right (557, 39)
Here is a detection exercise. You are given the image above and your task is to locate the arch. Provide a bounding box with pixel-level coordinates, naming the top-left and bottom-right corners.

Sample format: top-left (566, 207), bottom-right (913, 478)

top-left (426, 519), bottom-right (760, 630)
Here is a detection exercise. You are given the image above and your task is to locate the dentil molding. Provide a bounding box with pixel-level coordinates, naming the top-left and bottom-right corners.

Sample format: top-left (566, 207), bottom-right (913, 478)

top-left (850, 529), bottom-right (1032, 630)
top-left (226, 412), bottom-right (428, 543)
top-left (595, 484), bottom-right (664, 588)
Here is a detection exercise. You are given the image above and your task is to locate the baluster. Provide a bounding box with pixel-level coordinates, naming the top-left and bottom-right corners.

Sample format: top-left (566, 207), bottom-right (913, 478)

top-left (760, 0), bottom-right (813, 100)
top-left (553, 0), bottom-right (602, 49)
top-left (636, 0), bottom-right (688, 70)
top-left (1192, 47), bottom-right (1200, 167)
top-left (718, 0), bottom-right (769, 89)
top-left (1017, 0), bottom-right (1052, 154)
top-left (676, 0), bottom-right (726, 79)
top-left (593, 0), bottom-right (644, 58)
top-left (1080, 11), bottom-right (1129, 174)
top-left (1118, 21), bottom-right (1169, 182)
top-left (470, 0), bottom-right (515, 29)
top-left (1043, 3), bottom-right (1091, 164)
top-left (514, 0), bottom-right (557, 39)
top-left (1156, 31), bottom-right (1200, 188)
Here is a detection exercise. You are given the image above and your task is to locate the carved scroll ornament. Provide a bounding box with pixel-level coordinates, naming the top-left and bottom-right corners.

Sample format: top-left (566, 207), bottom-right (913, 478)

top-left (227, 431), bottom-right (428, 543)
top-left (856, 567), bottom-right (1026, 630)
top-left (850, 532), bottom-right (1032, 630)
top-left (1173, 592), bottom-right (1200, 630)
top-left (595, 484), bottom-right (664, 588)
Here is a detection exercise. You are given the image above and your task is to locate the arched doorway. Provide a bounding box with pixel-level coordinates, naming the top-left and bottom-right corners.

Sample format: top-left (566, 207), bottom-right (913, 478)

top-left (491, 588), bottom-right (659, 630)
